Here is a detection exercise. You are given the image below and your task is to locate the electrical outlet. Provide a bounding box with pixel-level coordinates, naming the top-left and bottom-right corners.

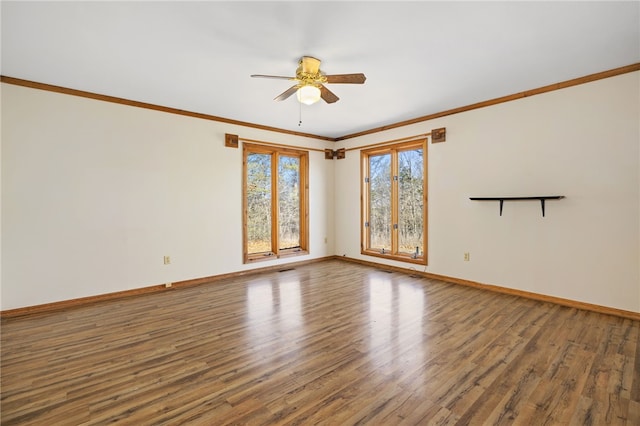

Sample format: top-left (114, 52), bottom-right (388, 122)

top-left (163, 256), bottom-right (171, 265)
top-left (464, 252), bottom-right (470, 261)
top-left (165, 282), bottom-right (172, 288)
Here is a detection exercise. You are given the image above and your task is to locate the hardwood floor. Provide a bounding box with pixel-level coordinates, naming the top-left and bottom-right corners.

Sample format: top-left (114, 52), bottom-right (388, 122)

top-left (1, 259), bottom-right (638, 425)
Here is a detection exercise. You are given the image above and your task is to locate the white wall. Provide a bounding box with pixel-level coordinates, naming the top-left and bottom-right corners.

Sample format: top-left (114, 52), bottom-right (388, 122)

top-left (335, 72), bottom-right (640, 313)
top-left (2, 72), bottom-right (639, 313)
top-left (1, 84), bottom-right (335, 310)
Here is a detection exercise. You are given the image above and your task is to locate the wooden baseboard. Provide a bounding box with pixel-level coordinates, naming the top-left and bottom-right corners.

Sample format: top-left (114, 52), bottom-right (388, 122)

top-left (2, 255), bottom-right (638, 321)
top-left (0, 256), bottom-right (334, 318)
top-left (337, 256), bottom-right (640, 321)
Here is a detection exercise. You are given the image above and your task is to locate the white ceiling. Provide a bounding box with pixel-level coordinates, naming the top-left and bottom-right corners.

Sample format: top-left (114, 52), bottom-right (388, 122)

top-left (2, 1), bottom-right (639, 139)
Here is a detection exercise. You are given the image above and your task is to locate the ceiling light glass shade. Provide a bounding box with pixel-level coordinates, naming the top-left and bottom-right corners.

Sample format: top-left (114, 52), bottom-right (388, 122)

top-left (296, 85), bottom-right (321, 105)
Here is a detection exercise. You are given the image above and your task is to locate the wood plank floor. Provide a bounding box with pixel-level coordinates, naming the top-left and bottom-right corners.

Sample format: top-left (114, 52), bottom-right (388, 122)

top-left (1, 259), bottom-right (639, 425)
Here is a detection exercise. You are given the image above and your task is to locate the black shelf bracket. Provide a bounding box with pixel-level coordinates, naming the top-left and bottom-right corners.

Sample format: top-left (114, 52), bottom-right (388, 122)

top-left (469, 196), bottom-right (565, 217)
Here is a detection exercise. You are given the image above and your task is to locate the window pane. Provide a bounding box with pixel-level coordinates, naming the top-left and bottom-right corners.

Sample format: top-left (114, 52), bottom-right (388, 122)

top-left (246, 153), bottom-right (271, 254)
top-left (369, 154), bottom-right (392, 252)
top-left (278, 155), bottom-right (300, 250)
top-left (398, 148), bottom-right (424, 255)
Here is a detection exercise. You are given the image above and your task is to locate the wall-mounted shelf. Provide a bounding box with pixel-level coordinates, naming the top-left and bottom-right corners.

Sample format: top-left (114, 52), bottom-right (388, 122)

top-left (469, 196), bottom-right (565, 217)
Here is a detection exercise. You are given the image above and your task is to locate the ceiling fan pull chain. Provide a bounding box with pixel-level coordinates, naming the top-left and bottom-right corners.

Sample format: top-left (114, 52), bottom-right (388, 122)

top-left (298, 99), bottom-right (302, 126)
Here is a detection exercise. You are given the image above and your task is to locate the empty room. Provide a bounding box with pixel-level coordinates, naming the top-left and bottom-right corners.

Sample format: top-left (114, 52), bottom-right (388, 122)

top-left (1, 1), bottom-right (639, 425)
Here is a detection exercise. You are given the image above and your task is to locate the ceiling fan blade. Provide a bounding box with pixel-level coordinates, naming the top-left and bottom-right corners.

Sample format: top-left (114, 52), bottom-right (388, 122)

top-left (274, 85), bottom-right (299, 102)
top-left (325, 73), bottom-right (367, 84)
top-left (300, 56), bottom-right (321, 74)
top-left (251, 74), bottom-right (296, 80)
top-left (319, 85), bottom-right (339, 104)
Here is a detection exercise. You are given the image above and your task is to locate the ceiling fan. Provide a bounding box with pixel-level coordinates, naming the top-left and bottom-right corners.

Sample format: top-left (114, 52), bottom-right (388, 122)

top-left (251, 56), bottom-right (366, 105)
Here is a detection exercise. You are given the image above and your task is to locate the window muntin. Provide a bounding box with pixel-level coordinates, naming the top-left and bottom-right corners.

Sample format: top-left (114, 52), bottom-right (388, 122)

top-left (362, 139), bottom-right (427, 264)
top-left (243, 143), bottom-right (308, 263)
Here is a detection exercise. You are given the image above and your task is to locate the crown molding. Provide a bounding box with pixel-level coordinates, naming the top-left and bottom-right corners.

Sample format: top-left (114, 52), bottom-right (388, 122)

top-left (3, 62), bottom-right (639, 142)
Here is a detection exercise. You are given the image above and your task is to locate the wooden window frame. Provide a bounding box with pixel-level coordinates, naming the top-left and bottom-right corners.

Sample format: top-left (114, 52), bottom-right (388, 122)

top-left (243, 143), bottom-right (309, 264)
top-left (360, 139), bottom-right (428, 265)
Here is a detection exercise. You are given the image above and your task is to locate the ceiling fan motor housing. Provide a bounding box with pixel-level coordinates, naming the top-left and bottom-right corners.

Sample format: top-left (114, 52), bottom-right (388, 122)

top-left (296, 57), bottom-right (327, 88)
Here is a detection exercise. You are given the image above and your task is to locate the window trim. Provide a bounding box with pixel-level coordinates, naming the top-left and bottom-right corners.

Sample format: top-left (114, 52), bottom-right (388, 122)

top-left (243, 142), bottom-right (309, 263)
top-left (360, 138), bottom-right (428, 265)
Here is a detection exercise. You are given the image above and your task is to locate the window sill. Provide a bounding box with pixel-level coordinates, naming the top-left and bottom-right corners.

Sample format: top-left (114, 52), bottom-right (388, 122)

top-left (245, 249), bottom-right (309, 264)
top-left (362, 250), bottom-right (427, 266)
top-left (278, 249), bottom-right (309, 259)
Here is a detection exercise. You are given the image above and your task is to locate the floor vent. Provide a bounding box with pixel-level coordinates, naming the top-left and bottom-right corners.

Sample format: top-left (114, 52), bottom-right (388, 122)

top-left (278, 268), bottom-right (295, 272)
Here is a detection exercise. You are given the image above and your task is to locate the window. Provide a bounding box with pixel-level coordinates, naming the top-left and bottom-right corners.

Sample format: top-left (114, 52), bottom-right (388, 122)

top-left (243, 143), bottom-right (308, 263)
top-left (361, 139), bottom-right (427, 264)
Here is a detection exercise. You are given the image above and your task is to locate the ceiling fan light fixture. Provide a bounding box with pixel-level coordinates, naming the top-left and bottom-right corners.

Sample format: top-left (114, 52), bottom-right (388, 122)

top-left (296, 85), bottom-right (321, 105)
